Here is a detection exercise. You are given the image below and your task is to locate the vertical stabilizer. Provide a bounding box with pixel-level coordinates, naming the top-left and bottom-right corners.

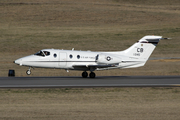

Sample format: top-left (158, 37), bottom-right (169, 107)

top-left (123, 35), bottom-right (162, 61)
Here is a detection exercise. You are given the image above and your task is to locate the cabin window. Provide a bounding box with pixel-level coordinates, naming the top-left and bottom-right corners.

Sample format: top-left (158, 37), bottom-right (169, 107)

top-left (69, 54), bottom-right (73, 59)
top-left (34, 51), bottom-right (45, 57)
top-left (54, 53), bottom-right (57, 58)
top-left (77, 55), bottom-right (80, 59)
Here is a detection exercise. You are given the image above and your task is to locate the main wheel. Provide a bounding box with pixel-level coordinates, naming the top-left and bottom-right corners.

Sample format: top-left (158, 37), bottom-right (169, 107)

top-left (82, 71), bottom-right (88, 78)
top-left (26, 70), bottom-right (31, 75)
top-left (89, 72), bottom-right (96, 78)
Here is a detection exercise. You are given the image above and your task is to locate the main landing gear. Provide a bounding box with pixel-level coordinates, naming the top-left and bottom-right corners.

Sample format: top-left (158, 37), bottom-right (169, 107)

top-left (82, 71), bottom-right (96, 78)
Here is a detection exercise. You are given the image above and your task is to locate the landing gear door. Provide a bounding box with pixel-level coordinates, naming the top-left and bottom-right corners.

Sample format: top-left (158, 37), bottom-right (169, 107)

top-left (59, 52), bottom-right (67, 67)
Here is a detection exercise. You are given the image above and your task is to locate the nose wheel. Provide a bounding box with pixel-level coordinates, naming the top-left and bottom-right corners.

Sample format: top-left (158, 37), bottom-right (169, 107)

top-left (26, 70), bottom-right (31, 75)
top-left (26, 67), bottom-right (31, 75)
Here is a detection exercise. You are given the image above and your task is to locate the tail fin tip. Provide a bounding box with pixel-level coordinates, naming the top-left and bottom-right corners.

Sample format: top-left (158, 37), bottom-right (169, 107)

top-left (138, 35), bottom-right (162, 44)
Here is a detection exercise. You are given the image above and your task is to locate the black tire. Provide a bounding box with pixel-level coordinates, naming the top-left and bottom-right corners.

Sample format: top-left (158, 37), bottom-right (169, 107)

top-left (26, 70), bottom-right (31, 75)
top-left (89, 72), bottom-right (96, 78)
top-left (82, 71), bottom-right (88, 78)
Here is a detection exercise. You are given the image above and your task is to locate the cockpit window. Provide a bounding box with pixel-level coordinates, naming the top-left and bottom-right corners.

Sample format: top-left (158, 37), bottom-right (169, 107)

top-left (43, 51), bottom-right (50, 56)
top-left (34, 51), bottom-right (45, 57)
top-left (34, 51), bottom-right (50, 57)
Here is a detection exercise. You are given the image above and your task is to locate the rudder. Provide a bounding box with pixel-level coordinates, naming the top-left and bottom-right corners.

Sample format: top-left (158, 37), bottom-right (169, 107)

top-left (123, 35), bottom-right (162, 61)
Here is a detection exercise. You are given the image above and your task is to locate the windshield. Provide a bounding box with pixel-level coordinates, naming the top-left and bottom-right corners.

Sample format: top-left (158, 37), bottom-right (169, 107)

top-left (43, 51), bottom-right (50, 56)
top-left (34, 51), bottom-right (45, 57)
top-left (34, 51), bottom-right (50, 57)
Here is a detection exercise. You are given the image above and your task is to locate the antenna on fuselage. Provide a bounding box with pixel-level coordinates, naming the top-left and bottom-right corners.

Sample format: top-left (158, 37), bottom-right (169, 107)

top-left (72, 48), bottom-right (74, 51)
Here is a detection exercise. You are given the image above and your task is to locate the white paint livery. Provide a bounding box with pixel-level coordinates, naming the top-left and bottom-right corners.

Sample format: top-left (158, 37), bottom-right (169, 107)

top-left (14, 35), bottom-right (167, 78)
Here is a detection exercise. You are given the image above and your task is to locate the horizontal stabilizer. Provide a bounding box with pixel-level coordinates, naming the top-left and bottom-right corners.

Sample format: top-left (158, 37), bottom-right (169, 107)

top-left (138, 35), bottom-right (162, 44)
top-left (160, 38), bottom-right (171, 40)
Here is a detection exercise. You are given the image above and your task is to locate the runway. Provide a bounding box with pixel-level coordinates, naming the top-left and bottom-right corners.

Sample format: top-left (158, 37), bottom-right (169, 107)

top-left (0, 76), bottom-right (180, 88)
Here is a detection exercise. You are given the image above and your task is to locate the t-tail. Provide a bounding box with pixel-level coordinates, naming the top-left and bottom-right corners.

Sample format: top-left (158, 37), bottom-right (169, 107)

top-left (120, 35), bottom-right (167, 68)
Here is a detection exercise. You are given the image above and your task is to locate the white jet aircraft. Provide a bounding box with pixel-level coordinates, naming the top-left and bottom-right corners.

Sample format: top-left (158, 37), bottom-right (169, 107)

top-left (14, 35), bottom-right (167, 78)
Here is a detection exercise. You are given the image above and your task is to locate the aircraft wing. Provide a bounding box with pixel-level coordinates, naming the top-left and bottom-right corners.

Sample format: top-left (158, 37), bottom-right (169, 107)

top-left (73, 64), bottom-right (116, 68)
top-left (72, 64), bottom-right (117, 70)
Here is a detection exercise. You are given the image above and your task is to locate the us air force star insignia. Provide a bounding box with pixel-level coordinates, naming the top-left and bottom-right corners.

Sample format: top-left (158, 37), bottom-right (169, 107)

top-left (106, 56), bottom-right (111, 61)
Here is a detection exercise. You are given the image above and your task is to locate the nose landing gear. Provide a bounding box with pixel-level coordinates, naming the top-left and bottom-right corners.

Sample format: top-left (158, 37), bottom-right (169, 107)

top-left (81, 71), bottom-right (96, 78)
top-left (26, 67), bottom-right (31, 75)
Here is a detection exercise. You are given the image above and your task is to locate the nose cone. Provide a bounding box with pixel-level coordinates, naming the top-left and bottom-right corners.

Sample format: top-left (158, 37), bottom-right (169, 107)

top-left (14, 59), bottom-right (22, 66)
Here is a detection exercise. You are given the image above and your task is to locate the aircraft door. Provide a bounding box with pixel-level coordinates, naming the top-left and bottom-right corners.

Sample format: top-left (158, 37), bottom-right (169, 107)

top-left (59, 52), bottom-right (67, 67)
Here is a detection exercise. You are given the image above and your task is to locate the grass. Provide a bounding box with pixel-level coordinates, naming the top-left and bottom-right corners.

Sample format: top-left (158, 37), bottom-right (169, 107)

top-left (0, 88), bottom-right (180, 120)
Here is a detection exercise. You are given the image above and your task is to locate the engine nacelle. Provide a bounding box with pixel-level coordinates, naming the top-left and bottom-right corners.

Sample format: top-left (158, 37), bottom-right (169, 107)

top-left (96, 53), bottom-right (121, 64)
